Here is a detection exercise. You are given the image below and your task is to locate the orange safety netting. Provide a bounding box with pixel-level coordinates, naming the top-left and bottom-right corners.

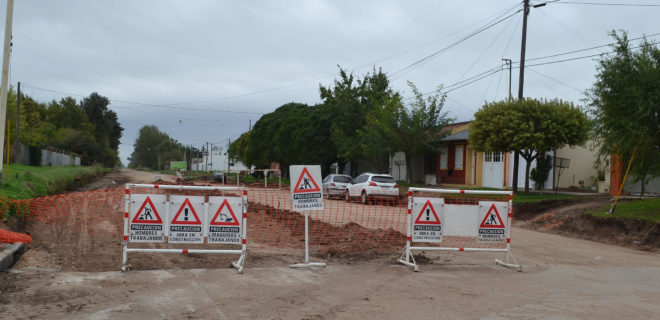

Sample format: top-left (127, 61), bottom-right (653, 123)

top-left (0, 229), bottom-right (32, 244)
top-left (0, 186), bottom-right (511, 257)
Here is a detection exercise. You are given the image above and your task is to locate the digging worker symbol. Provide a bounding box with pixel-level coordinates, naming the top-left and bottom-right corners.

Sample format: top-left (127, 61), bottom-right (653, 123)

top-left (299, 177), bottom-right (312, 190)
top-left (142, 207), bottom-right (153, 220)
top-left (486, 212), bottom-right (497, 225)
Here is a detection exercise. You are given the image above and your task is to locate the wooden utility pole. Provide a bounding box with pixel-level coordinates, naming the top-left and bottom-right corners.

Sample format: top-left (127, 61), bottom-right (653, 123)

top-left (0, 0), bottom-right (14, 187)
top-left (512, 0), bottom-right (530, 194)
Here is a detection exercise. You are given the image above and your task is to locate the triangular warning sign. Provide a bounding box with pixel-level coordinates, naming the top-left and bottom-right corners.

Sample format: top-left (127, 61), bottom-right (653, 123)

top-left (480, 204), bottom-right (505, 228)
top-left (293, 167), bottom-right (321, 193)
top-left (171, 198), bottom-right (202, 225)
top-left (132, 196), bottom-right (163, 224)
top-left (210, 199), bottom-right (240, 226)
top-left (415, 200), bottom-right (442, 225)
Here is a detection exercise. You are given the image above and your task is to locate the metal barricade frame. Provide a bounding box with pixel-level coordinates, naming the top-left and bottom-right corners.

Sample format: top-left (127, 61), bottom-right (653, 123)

top-left (398, 188), bottom-right (520, 272)
top-left (122, 184), bottom-right (248, 273)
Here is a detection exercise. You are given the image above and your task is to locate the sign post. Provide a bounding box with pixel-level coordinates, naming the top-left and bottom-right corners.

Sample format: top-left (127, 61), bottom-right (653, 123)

top-left (289, 165), bottom-right (326, 268)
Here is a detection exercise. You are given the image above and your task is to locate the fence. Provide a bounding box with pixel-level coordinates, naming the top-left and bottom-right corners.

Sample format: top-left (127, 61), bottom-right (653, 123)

top-left (1, 184), bottom-right (521, 272)
top-left (12, 143), bottom-right (81, 166)
top-left (398, 188), bottom-right (519, 271)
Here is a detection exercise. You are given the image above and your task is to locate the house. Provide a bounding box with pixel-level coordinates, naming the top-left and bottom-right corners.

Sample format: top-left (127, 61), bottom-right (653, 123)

top-left (392, 121), bottom-right (606, 192)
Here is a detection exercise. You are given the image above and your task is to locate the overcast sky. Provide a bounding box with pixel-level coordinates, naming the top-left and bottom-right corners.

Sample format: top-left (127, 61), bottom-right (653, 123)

top-left (4, 0), bottom-right (659, 166)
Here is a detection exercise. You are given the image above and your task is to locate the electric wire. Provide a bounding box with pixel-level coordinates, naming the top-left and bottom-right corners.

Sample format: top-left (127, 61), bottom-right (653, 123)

top-left (555, 1), bottom-right (660, 7)
top-left (527, 67), bottom-right (583, 92)
top-left (537, 8), bottom-right (594, 46)
top-left (389, 6), bottom-right (523, 80)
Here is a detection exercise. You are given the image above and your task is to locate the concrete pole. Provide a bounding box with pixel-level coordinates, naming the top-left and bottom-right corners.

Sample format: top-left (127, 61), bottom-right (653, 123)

top-left (0, 0), bottom-right (15, 186)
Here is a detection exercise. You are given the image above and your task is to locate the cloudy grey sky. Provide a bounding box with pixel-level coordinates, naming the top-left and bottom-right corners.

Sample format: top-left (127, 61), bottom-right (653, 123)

top-left (4, 0), bottom-right (659, 166)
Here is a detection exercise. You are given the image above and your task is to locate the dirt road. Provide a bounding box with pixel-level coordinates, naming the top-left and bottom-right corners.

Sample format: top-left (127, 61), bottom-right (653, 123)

top-left (2, 227), bottom-right (659, 319)
top-left (1, 169), bottom-right (659, 319)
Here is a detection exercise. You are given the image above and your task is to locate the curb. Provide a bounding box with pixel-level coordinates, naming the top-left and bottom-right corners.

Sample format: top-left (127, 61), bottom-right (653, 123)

top-left (0, 243), bottom-right (26, 271)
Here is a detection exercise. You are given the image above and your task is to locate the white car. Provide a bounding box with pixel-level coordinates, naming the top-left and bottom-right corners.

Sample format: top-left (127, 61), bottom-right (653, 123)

top-left (345, 173), bottom-right (399, 204)
top-left (322, 174), bottom-right (353, 199)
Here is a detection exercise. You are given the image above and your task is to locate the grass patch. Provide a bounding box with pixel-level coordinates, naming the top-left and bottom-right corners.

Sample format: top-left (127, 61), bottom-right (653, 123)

top-left (0, 164), bottom-right (108, 200)
top-left (588, 198), bottom-right (660, 223)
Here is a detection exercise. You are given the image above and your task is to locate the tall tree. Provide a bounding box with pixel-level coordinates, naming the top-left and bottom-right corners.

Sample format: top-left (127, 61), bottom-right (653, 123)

top-left (244, 102), bottom-right (335, 176)
top-left (587, 31), bottom-right (660, 195)
top-left (398, 82), bottom-right (453, 182)
top-left (80, 92), bottom-right (124, 167)
top-left (469, 98), bottom-right (589, 192)
top-left (128, 125), bottom-right (185, 170)
top-left (319, 67), bottom-right (400, 175)
top-left (227, 131), bottom-right (251, 166)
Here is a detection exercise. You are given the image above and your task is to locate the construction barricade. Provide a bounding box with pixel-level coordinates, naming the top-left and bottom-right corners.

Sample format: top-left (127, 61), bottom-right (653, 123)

top-left (398, 188), bottom-right (520, 271)
top-left (123, 184), bottom-right (247, 273)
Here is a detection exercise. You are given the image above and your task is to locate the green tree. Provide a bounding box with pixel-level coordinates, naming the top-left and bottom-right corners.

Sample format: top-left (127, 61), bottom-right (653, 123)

top-left (530, 153), bottom-right (552, 191)
top-left (587, 31), bottom-right (660, 195)
top-left (320, 67), bottom-right (401, 175)
top-left (128, 125), bottom-right (184, 170)
top-left (469, 98), bottom-right (589, 192)
top-left (228, 131), bottom-right (251, 166)
top-left (398, 82), bottom-right (453, 182)
top-left (80, 93), bottom-right (124, 167)
top-left (244, 102), bottom-right (335, 176)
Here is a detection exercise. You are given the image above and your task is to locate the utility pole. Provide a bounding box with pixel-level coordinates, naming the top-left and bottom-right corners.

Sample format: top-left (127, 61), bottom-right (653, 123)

top-left (0, 0), bottom-right (14, 187)
top-left (512, 0), bottom-right (530, 194)
top-left (205, 142), bottom-right (209, 172)
top-left (513, 0), bottom-right (546, 194)
top-left (502, 59), bottom-right (512, 100)
top-left (15, 81), bottom-right (20, 163)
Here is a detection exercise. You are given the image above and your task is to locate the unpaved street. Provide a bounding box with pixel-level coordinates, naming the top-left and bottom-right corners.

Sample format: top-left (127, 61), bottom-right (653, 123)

top-left (1, 169), bottom-right (659, 319)
top-left (2, 227), bottom-right (659, 319)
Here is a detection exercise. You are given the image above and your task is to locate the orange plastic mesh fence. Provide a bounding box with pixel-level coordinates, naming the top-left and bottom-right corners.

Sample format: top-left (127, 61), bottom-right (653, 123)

top-left (0, 229), bottom-right (32, 244)
top-left (248, 187), bottom-right (406, 255)
top-left (410, 191), bottom-right (512, 250)
top-left (2, 186), bottom-right (513, 257)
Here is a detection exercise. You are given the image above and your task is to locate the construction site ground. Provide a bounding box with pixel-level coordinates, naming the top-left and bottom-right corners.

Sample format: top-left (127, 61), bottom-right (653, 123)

top-left (1, 169), bottom-right (658, 319)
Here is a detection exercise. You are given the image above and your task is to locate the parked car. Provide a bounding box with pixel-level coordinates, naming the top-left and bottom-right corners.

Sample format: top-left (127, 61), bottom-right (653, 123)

top-left (345, 173), bottom-right (399, 204)
top-left (322, 174), bottom-right (353, 199)
top-left (211, 171), bottom-right (226, 184)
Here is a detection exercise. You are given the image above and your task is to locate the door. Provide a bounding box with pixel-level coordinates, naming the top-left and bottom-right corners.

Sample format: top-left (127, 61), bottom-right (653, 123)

top-left (483, 152), bottom-right (504, 188)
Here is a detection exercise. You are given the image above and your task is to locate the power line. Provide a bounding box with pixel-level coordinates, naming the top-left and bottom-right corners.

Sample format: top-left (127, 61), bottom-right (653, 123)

top-left (514, 31), bottom-right (660, 64)
top-left (19, 83), bottom-right (266, 115)
top-left (390, 5), bottom-right (523, 80)
top-left (527, 67), bottom-right (583, 92)
top-left (555, 1), bottom-right (660, 6)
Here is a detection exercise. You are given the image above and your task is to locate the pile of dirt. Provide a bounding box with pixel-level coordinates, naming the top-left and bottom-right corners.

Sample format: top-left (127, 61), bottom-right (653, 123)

top-left (248, 201), bottom-right (405, 260)
top-left (515, 197), bottom-right (660, 250)
top-left (557, 214), bottom-right (660, 249)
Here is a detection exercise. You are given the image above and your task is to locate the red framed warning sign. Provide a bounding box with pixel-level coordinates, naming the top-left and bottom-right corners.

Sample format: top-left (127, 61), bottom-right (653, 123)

top-left (129, 194), bottom-right (166, 243)
top-left (412, 197), bottom-right (444, 243)
top-left (289, 165), bottom-right (324, 211)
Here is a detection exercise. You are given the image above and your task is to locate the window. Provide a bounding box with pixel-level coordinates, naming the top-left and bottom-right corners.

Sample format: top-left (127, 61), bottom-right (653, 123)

top-left (455, 145), bottom-right (464, 170)
top-left (485, 152), bottom-right (502, 163)
top-left (372, 176), bottom-right (395, 183)
top-left (440, 146), bottom-right (448, 169)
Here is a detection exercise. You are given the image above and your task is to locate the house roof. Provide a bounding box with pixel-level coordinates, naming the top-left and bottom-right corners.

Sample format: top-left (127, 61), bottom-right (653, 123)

top-left (442, 128), bottom-right (469, 141)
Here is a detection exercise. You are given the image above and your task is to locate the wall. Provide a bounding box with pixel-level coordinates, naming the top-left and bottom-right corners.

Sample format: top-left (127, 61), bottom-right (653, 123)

top-left (14, 143), bottom-right (81, 166)
top-left (41, 149), bottom-right (81, 166)
top-left (554, 145), bottom-right (599, 189)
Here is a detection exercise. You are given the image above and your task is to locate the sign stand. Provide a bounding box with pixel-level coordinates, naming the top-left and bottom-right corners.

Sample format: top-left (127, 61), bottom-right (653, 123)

top-left (290, 210), bottom-right (326, 268)
top-left (288, 164), bottom-right (326, 268)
